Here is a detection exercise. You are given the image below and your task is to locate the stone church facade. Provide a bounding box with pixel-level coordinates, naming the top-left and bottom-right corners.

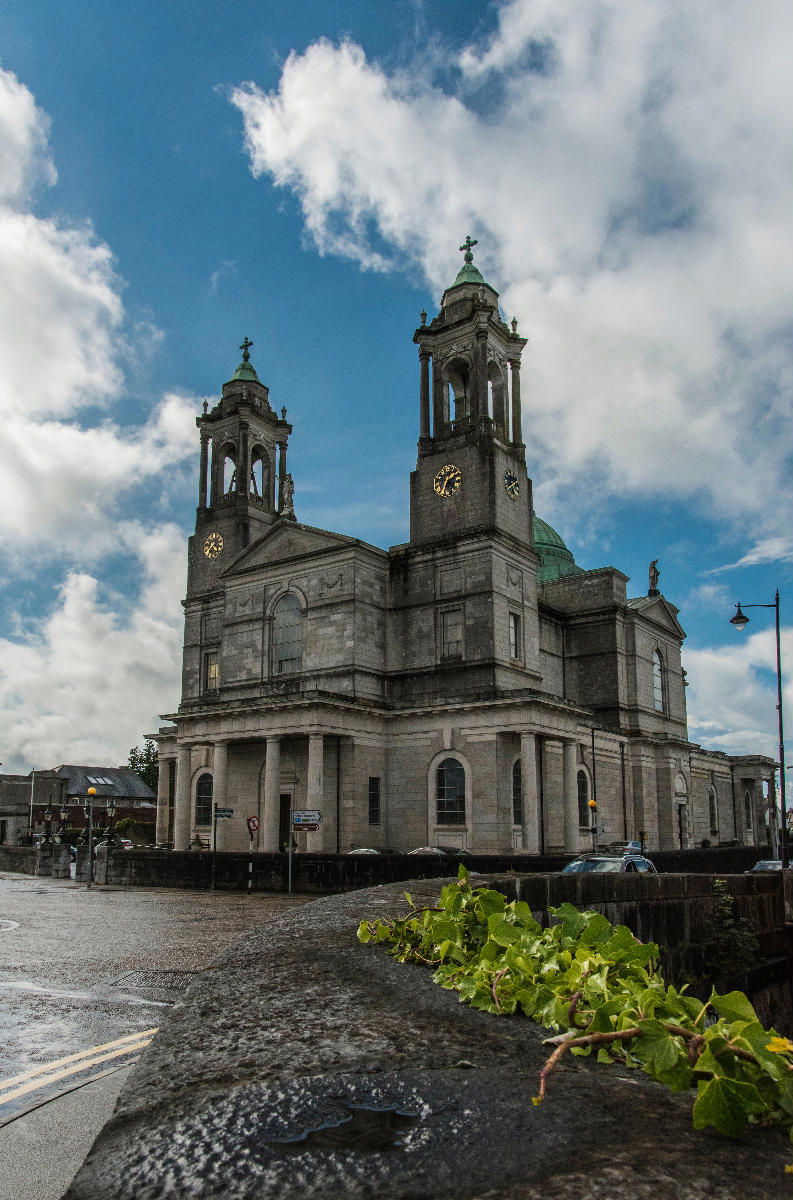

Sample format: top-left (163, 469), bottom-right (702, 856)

top-left (152, 246), bottom-right (776, 857)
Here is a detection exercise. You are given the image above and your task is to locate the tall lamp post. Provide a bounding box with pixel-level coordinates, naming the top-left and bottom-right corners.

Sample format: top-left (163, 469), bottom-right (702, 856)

top-left (83, 786), bottom-right (97, 889)
top-left (730, 590), bottom-right (787, 869)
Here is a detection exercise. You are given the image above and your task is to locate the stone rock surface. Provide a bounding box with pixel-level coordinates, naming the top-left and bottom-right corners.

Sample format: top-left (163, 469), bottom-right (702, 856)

top-left (64, 879), bottom-right (791, 1199)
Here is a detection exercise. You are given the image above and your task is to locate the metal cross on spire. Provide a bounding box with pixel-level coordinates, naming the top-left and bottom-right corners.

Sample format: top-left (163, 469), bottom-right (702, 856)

top-left (459, 235), bottom-right (478, 264)
top-left (239, 336), bottom-right (254, 362)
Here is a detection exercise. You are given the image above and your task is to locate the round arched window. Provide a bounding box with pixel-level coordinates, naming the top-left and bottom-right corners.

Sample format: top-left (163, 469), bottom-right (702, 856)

top-left (512, 759), bottom-right (522, 825)
top-left (195, 773), bottom-right (213, 826)
top-left (577, 770), bottom-right (590, 827)
top-left (436, 758), bottom-right (465, 825)
top-left (272, 594), bottom-right (303, 674)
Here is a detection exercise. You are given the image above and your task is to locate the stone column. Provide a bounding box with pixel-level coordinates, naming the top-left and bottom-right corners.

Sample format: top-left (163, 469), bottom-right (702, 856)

top-left (432, 364), bottom-right (445, 434)
top-left (198, 432), bottom-right (209, 508)
top-left (509, 359), bottom-right (522, 444)
top-left (475, 329), bottom-right (488, 423)
top-left (262, 736), bottom-right (281, 852)
top-left (520, 733), bottom-right (540, 853)
top-left (237, 422), bottom-right (249, 498)
top-left (419, 350), bottom-right (431, 438)
top-left (278, 444), bottom-right (287, 512)
top-left (155, 758), bottom-right (171, 845)
top-left (212, 741), bottom-right (229, 850)
top-left (306, 733), bottom-right (325, 852)
top-left (173, 745), bottom-right (192, 851)
top-left (563, 740), bottom-right (579, 853)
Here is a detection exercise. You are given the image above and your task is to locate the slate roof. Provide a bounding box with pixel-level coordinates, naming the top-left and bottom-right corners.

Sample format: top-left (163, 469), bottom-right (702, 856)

top-left (55, 765), bottom-right (156, 802)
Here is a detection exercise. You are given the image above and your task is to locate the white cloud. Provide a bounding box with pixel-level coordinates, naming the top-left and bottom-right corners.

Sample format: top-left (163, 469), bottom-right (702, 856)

top-left (708, 536), bottom-right (793, 574)
top-left (230, 1), bottom-right (793, 541)
top-left (684, 626), bottom-right (793, 764)
top-left (0, 65), bottom-right (195, 768)
top-left (0, 526), bottom-right (185, 773)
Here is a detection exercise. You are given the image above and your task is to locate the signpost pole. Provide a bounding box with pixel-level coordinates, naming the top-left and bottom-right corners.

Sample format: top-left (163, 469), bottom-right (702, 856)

top-left (288, 808), bottom-right (293, 895)
top-left (211, 804), bottom-right (217, 891)
top-left (248, 831), bottom-right (253, 895)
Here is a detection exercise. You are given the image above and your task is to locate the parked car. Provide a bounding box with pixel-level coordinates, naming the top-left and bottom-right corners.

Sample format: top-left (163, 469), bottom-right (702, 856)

top-left (349, 847), bottom-right (381, 855)
top-left (119, 838), bottom-right (134, 851)
top-left (606, 840), bottom-right (644, 855)
top-left (561, 853), bottom-right (657, 874)
top-left (407, 845), bottom-right (469, 856)
top-left (745, 859), bottom-right (782, 873)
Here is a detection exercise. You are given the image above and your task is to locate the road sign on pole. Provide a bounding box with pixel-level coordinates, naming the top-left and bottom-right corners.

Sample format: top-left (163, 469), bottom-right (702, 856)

top-left (214, 807), bottom-right (234, 819)
top-left (246, 816), bottom-right (259, 835)
top-left (292, 809), bottom-right (322, 826)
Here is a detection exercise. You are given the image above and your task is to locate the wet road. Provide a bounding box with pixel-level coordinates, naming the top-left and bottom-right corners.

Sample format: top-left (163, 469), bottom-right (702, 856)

top-left (0, 871), bottom-right (314, 1200)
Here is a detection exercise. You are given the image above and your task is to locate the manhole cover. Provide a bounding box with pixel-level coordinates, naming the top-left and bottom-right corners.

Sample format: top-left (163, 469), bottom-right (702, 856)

top-left (110, 970), bottom-right (201, 990)
top-left (0, 919), bottom-right (19, 931)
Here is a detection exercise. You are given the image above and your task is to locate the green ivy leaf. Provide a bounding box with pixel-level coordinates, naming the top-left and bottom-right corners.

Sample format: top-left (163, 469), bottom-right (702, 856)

top-left (709, 989), bottom-right (759, 1025)
top-left (692, 1075), bottom-right (766, 1136)
top-left (634, 1019), bottom-right (682, 1074)
top-left (488, 915), bottom-right (522, 946)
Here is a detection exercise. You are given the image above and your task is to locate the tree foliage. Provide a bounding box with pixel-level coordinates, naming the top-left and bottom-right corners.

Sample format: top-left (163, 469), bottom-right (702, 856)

top-left (127, 739), bottom-right (159, 792)
top-left (359, 867), bottom-right (793, 1164)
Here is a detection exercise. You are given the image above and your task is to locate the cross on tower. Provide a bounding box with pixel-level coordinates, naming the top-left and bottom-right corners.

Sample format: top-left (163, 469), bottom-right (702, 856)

top-left (459, 235), bottom-right (478, 264)
top-left (240, 336), bottom-right (254, 361)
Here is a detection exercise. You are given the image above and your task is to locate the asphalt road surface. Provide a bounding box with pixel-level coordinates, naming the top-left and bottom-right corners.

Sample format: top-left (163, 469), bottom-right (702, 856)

top-left (0, 870), bottom-right (314, 1200)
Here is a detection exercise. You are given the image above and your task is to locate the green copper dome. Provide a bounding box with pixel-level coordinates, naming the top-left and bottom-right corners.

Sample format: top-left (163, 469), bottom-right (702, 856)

top-left (450, 234), bottom-right (490, 289)
top-left (533, 514), bottom-right (584, 582)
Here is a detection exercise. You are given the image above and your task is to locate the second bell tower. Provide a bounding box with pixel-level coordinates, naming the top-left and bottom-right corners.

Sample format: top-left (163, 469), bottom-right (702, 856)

top-left (410, 238), bottom-right (532, 549)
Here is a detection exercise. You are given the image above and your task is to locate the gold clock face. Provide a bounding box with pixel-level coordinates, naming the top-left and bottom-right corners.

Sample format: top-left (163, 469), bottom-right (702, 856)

top-left (504, 469), bottom-right (519, 500)
top-left (203, 532), bottom-right (223, 559)
top-left (433, 463), bottom-right (462, 498)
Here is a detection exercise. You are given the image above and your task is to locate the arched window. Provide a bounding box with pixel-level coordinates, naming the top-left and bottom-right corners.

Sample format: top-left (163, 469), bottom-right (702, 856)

top-left (708, 786), bottom-right (718, 835)
top-left (445, 359), bottom-right (470, 427)
top-left (195, 774), bottom-right (213, 826)
top-left (436, 758), bottom-right (465, 825)
top-left (223, 450), bottom-right (237, 495)
top-left (577, 770), bottom-right (590, 827)
top-left (743, 789), bottom-right (753, 831)
top-left (272, 594), bottom-right (303, 674)
top-left (512, 759), bottom-right (522, 826)
top-left (652, 650), bottom-right (664, 712)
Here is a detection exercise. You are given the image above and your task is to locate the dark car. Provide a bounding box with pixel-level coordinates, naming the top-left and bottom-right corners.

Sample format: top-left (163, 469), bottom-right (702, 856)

top-left (562, 854), bottom-right (657, 874)
top-left (745, 859), bottom-right (782, 873)
top-left (407, 845), bottom-right (470, 856)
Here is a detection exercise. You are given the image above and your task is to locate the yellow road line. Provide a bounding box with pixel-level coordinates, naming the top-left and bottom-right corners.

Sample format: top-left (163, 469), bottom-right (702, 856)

top-left (0, 1028), bottom-right (158, 1093)
top-left (0, 1039), bottom-right (154, 1106)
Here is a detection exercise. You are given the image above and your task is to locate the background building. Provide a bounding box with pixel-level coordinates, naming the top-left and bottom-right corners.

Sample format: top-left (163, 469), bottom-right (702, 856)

top-left (0, 766), bottom-right (156, 845)
top-left (152, 246), bottom-right (776, 856)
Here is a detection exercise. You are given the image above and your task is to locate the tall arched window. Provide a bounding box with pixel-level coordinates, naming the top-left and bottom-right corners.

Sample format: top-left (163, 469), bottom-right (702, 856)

top-left (223, 450), bottom-right (237, 495)
top-left (652, 650), bottom-right (664, 712)
top-left (272, 594), bottom-right (303, 674)
top-left (512, 759), bottom-right (522, 826)
top-left (708, 786), bottom-right (718, 835)
top-left (436, 758), bottom-right (465, 825)
top-left (577, 770), bottom-right (590, 827)
top-left (195, 773), bottom-right (213, 826)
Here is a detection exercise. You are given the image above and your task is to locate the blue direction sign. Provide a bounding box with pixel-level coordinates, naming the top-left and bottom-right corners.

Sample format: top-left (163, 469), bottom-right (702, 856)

top-left (292, 809), bottom-right (322, 826)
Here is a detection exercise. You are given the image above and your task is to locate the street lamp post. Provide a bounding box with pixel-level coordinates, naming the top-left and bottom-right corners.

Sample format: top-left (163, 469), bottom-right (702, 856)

top-left (105, 796), bottom-right (116, 846)
top-left (83, 786), bottom-right (97, 889)
top-left (588, 796), bottom-right (598, 852)
top-left (730, 590), bottom-right (787, 869)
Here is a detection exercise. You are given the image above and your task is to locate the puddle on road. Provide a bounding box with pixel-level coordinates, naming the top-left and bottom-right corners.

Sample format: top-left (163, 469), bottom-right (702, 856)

top-left (0, 980), bottom-right (171, 1007)
top-left (0, 920), bottom-right (20, 932)
top-left (268, 1103), bottom-right (422, 1155)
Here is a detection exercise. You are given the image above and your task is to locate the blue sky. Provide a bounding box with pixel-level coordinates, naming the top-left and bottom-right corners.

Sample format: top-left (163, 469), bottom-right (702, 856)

top-left (0, 0), bottom-right (790, 786)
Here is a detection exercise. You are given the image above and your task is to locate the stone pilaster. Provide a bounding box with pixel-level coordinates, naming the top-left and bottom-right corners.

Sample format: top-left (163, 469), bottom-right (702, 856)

top-left (173, 745), bottom-right (192, 851)
top-left (509, 359), bottom-right (522, 444)
top-left (262, 736), bottom-right (281, 852)
top-left (306, 734), bottom-right (324, 853)
top-left (520, 732), bottom-right (540, 853)
top-left (563, 740), bottom-right (579, 852)
top-left (198, 432), bottom-right (209, 508)
top-left (213, 741), bottom-right (229, 850)
top-left (156, 758), bottom-right (172, 845)
top-left (419, 350), bottom-right (431, 438)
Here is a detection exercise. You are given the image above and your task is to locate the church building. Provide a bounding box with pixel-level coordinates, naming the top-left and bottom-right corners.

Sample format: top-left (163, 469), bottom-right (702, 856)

top-left (152, 242), bottom-right (775, 857)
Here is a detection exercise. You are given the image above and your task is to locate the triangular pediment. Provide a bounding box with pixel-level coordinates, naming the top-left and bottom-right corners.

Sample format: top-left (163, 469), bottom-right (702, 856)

top-left (221, 521), bottom-right (359, 577)
top-left (627, 594), bottom-right (686, 639)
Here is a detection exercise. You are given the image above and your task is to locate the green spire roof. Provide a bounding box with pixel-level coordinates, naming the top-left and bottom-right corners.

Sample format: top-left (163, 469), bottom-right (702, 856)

top-left (451, 234), bottom-right (488, 288)
top-left (230, 336), bottom-right (261, 383)
top-left (533, 514), bottom-right (584, 582)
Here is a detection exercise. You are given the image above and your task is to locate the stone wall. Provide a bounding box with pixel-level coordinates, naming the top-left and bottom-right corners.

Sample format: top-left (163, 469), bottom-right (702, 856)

top-left (0, 845), bottom-right (37, 873)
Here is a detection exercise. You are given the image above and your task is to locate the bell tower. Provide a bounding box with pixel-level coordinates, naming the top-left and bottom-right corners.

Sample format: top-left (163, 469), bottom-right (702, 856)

top-left (410, 238), bottom-right (532, 548)
top-left (187, 339), bottom-right (292, 598)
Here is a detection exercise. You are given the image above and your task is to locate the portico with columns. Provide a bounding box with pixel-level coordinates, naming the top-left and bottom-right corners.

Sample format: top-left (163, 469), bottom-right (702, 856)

top-left (150, 243), bottom-right (775, 858)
